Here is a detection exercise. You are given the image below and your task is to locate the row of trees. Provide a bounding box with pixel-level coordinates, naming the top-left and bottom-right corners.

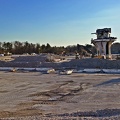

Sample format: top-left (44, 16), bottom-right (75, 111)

top-left (0, 41), bottom-right (96, 55)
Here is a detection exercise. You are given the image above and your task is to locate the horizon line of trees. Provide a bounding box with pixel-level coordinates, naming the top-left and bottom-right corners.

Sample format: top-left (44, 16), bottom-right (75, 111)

top-left (0, 41), bottom-right (96, 55)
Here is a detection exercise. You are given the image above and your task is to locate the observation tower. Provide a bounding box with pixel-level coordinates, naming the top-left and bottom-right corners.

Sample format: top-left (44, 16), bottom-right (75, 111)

top-left (91, 28), bottom-right (117, 59)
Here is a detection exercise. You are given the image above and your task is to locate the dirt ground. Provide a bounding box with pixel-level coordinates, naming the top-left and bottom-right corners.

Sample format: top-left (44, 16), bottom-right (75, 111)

top-left (0, 56), bottom-right (14, 62)
top-left (0, 71), bottom-right (120, 119)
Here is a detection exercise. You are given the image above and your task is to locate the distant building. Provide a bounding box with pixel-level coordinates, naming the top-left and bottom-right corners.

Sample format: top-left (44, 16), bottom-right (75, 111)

top-left (91, 28), bottom-right (117, 59)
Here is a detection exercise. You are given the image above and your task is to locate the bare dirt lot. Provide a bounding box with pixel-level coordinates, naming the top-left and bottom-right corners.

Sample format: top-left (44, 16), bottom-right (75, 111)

top-left (0, 71), bottom-right (120, 119)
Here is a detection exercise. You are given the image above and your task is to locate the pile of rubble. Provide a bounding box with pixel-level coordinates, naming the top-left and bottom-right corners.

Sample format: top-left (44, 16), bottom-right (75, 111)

top-left (0, 55), bottom-right (120, 69)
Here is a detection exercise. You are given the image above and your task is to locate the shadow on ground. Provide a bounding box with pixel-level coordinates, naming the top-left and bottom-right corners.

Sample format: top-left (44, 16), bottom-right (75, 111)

top-left (53, 108), bottom-right (120, 118)
top-left (96, 78), bottom-right (120, 86)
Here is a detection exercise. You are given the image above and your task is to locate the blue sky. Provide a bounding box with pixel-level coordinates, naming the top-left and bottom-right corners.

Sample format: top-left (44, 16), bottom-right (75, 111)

top-left (0, 0), bottom-right (120, 46)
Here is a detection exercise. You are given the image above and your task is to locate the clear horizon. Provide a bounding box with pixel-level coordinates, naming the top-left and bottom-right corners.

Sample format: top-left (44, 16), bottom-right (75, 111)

top-left (0, 0), bottom-right (120, 46)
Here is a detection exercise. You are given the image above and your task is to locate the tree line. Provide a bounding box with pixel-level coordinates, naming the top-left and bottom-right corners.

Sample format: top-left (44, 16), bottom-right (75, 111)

top-left (0, 41), bottom-right (96, 55)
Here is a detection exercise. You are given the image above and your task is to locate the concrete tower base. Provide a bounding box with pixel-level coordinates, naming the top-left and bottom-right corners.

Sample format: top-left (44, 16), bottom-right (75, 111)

top-left (91, 28), bottom-right (117, 59)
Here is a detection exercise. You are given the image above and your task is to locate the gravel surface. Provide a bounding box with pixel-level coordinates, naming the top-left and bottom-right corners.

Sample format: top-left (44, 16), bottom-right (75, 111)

top-left (0, 72), bottom-right (120, 119)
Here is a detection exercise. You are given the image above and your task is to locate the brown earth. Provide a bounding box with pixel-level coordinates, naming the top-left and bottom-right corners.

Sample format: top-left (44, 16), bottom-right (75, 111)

top-left (0, 71), bottom-right (120, 119)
